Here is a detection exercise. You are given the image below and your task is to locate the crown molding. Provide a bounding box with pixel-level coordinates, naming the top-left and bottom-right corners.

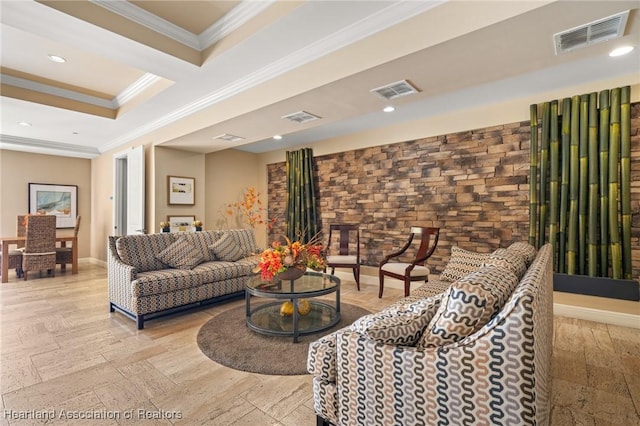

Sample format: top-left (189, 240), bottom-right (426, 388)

top-left (0, 135), bottom-right (100, 159)
top-left (198, 1), bottom-right (276, 50)
top-left (91, 0), bottom-right (200, 49)
top-left (91, 0), bottom-right (275, 51)
top-left (100, 0), bottom-right (443, 153)
top-left (1, 74), bottom-right (116, 109)
top-left (115, 73), bottom-right (162, 106)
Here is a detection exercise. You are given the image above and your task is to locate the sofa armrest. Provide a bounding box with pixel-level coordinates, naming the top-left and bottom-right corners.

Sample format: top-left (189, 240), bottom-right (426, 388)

top-left (308, 327), bottom-right (349, 382)
top-left (107, 236), bottom-right (137, 313)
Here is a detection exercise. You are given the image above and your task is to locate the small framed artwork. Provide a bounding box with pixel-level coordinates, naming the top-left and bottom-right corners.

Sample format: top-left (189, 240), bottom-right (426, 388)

top-left (168, 215), bottom-right (195, 233)
top-left (28, 183), bottom-right (78, 229)
top-left (168, 176), bottom-right (195, 205)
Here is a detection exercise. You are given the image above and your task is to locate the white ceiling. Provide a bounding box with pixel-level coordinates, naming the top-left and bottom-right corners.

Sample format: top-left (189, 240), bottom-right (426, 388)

top-left (1, 1), bottom-right (639, 159)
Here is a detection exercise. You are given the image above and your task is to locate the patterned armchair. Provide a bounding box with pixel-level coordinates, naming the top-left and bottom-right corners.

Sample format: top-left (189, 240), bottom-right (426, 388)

top-left (308, 243), bottom-right (553, 426)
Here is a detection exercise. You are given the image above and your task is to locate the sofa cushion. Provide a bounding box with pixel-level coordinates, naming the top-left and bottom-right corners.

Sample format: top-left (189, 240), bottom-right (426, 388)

top-left (209, 233), bottom-right (245, 261)
top-left (483, 248), bottom-right (528, 280)
top-left (156, 238), bottom-right (204, 270)
top-left (507, 241), bottom-right (537, 266)
top-left (418, 265), bottom-right (518, 348)
top-left (350, 297), bottom-right (441, 346)
top-left (191, 258), bottom-right (257, 281)
top-left (132, 268), bottom-right (202, 297)
top-left (116, 233), bottom-right (177, 272)
top-left (218, 229), bottom-right (260, 256)
top-left (439, 246), bottom-right (490, 282)
top-left (178, 231), bottom-right (218, 262)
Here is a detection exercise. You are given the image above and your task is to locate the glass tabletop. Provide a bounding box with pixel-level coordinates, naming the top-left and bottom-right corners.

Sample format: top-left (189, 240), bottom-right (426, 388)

top-left (245, 271), bottom-right (339, 297)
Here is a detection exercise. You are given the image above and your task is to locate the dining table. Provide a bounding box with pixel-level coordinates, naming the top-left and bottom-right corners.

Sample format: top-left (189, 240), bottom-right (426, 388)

top-left (1, 235), bottom-right (78, 283)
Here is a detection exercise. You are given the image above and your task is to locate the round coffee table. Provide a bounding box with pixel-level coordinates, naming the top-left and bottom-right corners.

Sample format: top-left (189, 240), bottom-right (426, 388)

top-left (245, 271), bottom-right (341, 343)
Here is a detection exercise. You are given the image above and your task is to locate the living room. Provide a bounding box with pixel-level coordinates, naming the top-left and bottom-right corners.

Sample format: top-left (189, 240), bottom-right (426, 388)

top-left (1, 1), bottom-right (639, 424)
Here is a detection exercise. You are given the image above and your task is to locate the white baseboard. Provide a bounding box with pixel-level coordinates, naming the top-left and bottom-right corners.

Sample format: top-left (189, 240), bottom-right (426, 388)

top-left (553, 303), bottom-right (640, 329)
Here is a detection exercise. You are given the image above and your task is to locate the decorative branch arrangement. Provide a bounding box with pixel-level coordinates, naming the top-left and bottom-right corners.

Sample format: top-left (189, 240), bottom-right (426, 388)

top-left (529, 86), bottom-right (631, 279)
top-left (225, 186), bottom-right (276, 229)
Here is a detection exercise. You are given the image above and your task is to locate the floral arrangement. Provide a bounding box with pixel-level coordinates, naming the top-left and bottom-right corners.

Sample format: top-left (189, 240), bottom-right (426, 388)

top-left (255, 235), bottom-right (326, 280)
top-left (159, 221), bottom-right (170, 229)
top-left (225, 187), bottom-right (276, 229)
top-left (192, 220), bottom-right (203, 227)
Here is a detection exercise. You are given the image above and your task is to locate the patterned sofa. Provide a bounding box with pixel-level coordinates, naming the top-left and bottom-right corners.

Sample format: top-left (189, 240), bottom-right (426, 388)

top-left (108, 229), bottom-right (260, 329)
top-left (308, 242), bottom-right (553, 426)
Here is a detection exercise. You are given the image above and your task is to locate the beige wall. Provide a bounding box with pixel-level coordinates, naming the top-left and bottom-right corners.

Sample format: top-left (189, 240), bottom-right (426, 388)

top-left (204, 149), bottom-right (266, 247)
top-left (0, 150), bottom-right (91, 258)
top-left (154, 146), bottom-right (206, 232)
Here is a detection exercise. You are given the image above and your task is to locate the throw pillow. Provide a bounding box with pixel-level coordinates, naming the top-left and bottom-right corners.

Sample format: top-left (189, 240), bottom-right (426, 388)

top-left (350, 297), bottom-right (441, 346)
top-left (209, 233), bottom-right (246, 261)
top-left (439, 246), bottom-right (490, 282)
top-left (483, 248), bottom-right (528, 280)
top-left (155, 238), bottom-right (204, 270)
top-left (507, 241), bottom-right (537, 266)
top-left (418, 265), bottom-right (518, 348)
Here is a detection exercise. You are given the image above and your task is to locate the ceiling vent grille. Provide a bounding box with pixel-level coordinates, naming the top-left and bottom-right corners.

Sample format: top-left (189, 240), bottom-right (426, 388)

top-left (554, 10), bottom-right (629, 55)
top-left (282, 111), bottom-right (321, 124)
top-left (214, 133), bottom-right (245, 142)
top-left (370, 80), bottom-right (419, 100)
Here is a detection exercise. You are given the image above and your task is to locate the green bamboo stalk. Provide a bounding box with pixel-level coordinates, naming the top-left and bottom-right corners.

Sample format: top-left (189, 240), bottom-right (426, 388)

top-left (558, 98), bottom-right (571, 273)
top-left (587, 93), bottom-right (599, 277)
top-left (529, 104), bottom-right (539, 247)
top-left (598, 90), bottom-right (610, 276)
top-left (538, 102), bottom-right (550, 249)
top-left (549, 101), bottom-right (560, 271)
top-left (567, 95), bottom-right (580, 275)
top-left (578, 94), bottom-right (589, 275)
top-left (620, 86), bottom-right (632, 280)
top-left (609, 88), bottom-right (622, 279)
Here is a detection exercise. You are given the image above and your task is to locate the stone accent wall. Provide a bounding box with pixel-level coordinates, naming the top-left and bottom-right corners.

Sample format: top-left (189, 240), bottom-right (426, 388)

top-left (267, 103), bottom-right (640, 278)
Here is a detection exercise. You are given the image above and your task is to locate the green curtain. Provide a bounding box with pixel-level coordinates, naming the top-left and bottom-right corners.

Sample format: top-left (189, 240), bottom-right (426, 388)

top-left (286, 148), bottom-right (319, 242)
top-left (529, 86), bottom-right (632, 279)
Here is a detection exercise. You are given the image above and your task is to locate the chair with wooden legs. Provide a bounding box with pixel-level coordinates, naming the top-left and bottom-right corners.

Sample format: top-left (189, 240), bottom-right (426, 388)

top-left (378, 226), bottom-right (439, 298)
top-left (325, 224), bottom-right (361, 290)
top-left (56, 215), bottom-right (80, 271)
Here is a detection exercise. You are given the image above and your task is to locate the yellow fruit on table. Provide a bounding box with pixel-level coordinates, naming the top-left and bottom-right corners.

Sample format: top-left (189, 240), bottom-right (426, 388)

top-left (298, 299), bottom-right (311, 315)
top-left (279, 300), bottom-right (312, 316)
top-left (280, 301), bottom-right (294, 316)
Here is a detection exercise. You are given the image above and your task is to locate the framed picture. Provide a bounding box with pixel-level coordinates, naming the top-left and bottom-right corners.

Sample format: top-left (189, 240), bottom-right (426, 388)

top-left (167, 215), bottom-right (195, 233)
top-left (168, 176), bottom-right (195, 205)
top-left (28, 183), bottom-right (78, 228)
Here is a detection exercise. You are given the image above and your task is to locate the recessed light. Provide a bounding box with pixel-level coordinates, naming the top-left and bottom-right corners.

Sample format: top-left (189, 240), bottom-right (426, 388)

top-left (609, 46), bottom-right (634, 57)
top-left (273, 135), bottom-right (283, 140)
top-left (18, 121), bottom-right (32, 127)
top-left (383, 106), bottom-right (395, 113)
top-left (48, 54), bottom-right (67, 63)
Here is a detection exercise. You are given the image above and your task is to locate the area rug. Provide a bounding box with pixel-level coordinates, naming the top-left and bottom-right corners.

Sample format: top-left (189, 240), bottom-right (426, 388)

top-left (196, 302), bottom-right (370, 375)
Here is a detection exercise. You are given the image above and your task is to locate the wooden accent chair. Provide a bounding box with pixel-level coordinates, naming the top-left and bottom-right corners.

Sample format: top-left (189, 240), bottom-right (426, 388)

top-left (20, 215), bottom-right (57, 281)
top-left (378, 226), bottom-right (439, 298)
top-left (325, 224), bottom-right (361, 290)
top-left (56, 215), bottom-right (80, 271)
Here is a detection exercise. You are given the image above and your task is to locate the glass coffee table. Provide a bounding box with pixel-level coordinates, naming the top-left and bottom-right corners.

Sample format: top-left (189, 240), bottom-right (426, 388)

top-left (245, 271), bottom-right (341, 343)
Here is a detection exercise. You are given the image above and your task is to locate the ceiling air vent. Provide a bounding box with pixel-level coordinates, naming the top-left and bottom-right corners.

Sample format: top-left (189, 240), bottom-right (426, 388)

top-left (214, 133), bottom-right (245, 142)
top-left (370, 80), bottom-right (419, 101)
top-left (554, 10), bottom-right (629, 55)
top-left (282, 111), bottom-right (321, 124)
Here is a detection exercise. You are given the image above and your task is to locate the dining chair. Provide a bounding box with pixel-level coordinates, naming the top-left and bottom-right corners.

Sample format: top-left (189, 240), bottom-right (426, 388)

top-left (324, 224), bottom-right (361, 290)
top-left (56, 215), bottom-right (80, 271)
top-left (20, 215), bottom-right (57, 280)
top-left (378, 226), bottom-right (439, 298)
